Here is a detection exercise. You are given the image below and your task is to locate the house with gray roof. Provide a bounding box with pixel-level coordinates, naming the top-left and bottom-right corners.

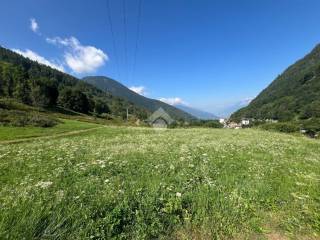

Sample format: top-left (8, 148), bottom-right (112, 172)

top-left (147, 108), bottom-right (174, 128)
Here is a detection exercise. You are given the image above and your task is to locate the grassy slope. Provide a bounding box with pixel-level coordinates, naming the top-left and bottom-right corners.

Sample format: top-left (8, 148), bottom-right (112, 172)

top-left (0, 127), bottom-right (319, 239)
top-left (0, 119), bottom-right (100, 141)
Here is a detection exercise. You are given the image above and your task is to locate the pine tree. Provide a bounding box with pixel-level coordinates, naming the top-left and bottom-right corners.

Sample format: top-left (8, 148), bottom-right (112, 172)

top-left (0, 64), bottom-right (4, 96)
top-left (2, 66), bottom-right (13, 97)
top-left (13, 67), bottom-right (31, 104)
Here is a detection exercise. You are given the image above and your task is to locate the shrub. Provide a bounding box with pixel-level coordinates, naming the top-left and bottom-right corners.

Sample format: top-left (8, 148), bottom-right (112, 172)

top-left (28, 114), bottom-right (60, 127)
top-left (204, 120), bottom-right (223, 128)
top-left (0, 109), bottom-right (60, 127)
top-left (300, 118), bottom-right (320, 138)
top-left (260, 122), bottom-right (300, 133)
top-left (187, 120), bottom-right (223, 128)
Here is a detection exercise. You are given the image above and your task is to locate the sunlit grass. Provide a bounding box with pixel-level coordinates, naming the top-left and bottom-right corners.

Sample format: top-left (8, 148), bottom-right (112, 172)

top-left (0, 119), bottom-right (100, 141)
top-left (0, 127), bottom-right (319, 239)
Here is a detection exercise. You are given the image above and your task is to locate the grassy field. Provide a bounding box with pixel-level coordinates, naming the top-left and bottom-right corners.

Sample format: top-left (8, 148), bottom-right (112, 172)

top-left (0, 127), bottom-right (319, 239)
top-left (0, 119), bottom-right (101, 141)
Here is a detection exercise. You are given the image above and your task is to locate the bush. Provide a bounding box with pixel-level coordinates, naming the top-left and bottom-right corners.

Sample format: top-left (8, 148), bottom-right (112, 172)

top-left (204, 120), bottom-right (223, 128)
top-left (168, 121), bottom-right (178, 129)
top-left (0, 109), bottom-right (60, 127)
top-left (187, 120), bottom-right (223, 128)
top-left (300, 118), bottom-right (320, 138)
top-left (28, 114), bottom-right (60, 127)
top-left (260, 122), bottom-right (300, 133)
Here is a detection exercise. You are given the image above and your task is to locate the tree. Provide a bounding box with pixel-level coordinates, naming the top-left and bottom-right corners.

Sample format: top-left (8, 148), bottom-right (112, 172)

top-left (13, 67), bottom-right (31, 104)
top-left (300, 101), bottom-right (320, 119)
top-left (31, 77), bottom-right (58, 107)
top-left (0, 64), bottom-right (3, 96)
top-left (2, 66), bottom-right (14, 97)
top-left (58, 87), bottom-right (91, 113)
top-left (94, 99), bottom-right (110, 114)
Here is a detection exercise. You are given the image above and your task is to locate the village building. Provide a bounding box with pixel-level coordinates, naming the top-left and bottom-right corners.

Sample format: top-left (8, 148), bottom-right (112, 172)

top-left (226, 121), bottom-right (242, 129)
top-left (219, 118), bottom-right (226, 124)
top-left (147, 108), bottom-right (174, 128)
top-left (241, 118), bottom-right (250, 126)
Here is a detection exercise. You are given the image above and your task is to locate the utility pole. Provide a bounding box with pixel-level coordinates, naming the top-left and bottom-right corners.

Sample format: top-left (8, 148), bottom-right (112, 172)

top-left (126, 107), bottom-right (129, 121)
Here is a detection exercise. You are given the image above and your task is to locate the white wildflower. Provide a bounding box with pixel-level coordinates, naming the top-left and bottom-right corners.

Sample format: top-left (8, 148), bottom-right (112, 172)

top-left (35, 181), bottom-right (53, 189)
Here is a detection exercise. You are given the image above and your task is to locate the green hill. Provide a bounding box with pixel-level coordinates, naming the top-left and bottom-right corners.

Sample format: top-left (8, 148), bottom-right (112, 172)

top-left (0, 46), bottom-right (148, 120)
top-left (231, 44), bottom-right (320, 121)
top-left (82, 76), bottom-right (196, 121)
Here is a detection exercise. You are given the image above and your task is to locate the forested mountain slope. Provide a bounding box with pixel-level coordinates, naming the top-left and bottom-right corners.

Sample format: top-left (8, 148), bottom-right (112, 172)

top-left (0, 46), bottom-right (148, 119)
top-left (83, 76), bottom-right (195, 121)
top-left (231, 44), bottom-right (320, 121)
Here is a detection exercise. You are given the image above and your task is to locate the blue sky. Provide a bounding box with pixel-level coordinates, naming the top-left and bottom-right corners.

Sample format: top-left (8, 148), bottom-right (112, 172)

top-left (1, 0), bottom-right (320, 115)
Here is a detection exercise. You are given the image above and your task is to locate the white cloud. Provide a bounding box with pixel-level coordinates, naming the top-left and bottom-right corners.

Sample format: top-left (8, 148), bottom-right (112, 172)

top-left (241, 97), bottom-right (254, 104)
top-left (30, 18), bottom-right (39, 33)
top-left (46, 36), bottom-right (108, 74)
top-left (129, 86), bottom-right (146, 95)
top-left (12, 49), bottom-right (65, 72)
top-left (159, 97), bottom-right (187, 106)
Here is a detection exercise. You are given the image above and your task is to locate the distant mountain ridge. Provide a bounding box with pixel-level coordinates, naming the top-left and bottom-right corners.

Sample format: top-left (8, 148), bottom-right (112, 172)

top-left (231, 44), bottom-right (320, 121)
top-left (216, 98), bottom-right (252, 118)
top-left (82, 76), bottom-right (196, 121)
top-left (174, 104), bottom-right (219, 120)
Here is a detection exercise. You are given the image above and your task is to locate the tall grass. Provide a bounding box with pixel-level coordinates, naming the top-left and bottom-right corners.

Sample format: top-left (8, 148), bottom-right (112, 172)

top-left (0, 127), bottom-right (319, 239)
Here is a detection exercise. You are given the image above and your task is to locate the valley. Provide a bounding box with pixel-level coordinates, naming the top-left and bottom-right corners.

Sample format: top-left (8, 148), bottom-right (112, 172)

top-left (1, 2), bottom-right (320, 239)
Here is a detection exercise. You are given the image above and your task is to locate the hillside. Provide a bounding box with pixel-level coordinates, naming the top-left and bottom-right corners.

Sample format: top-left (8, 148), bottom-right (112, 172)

top-left (0, 46), bottom-right (148, 119)
top-left (231, 44), bottom-right (320, 121)
top-left (82, 76), bottom-right (196, 121)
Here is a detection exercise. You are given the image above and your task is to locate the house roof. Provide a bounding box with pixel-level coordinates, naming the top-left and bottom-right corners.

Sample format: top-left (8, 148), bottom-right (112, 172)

top-left (147, 107), bottom-right (174, 124)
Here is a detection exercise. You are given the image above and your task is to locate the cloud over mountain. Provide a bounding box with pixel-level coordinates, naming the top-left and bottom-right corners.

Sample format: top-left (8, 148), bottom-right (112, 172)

top-left (129, 86), bottom-right (146, 95)
top-left (159, 97), bottom-right (187, 106)
top-left (12, 48), bottom-right (64, 72)
top-left (46, 36), bottom-right (108, 74)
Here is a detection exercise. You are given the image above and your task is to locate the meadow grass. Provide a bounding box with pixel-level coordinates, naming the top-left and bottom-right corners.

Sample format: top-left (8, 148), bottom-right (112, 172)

top-left (0, 127), bottom-right (319, 239)
top-left (0, 119), bottom-right (100, 141)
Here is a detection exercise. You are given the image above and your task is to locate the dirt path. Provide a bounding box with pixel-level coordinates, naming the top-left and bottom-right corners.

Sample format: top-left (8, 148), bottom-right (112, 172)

top-left (0, 126), bottom-right (105, 145)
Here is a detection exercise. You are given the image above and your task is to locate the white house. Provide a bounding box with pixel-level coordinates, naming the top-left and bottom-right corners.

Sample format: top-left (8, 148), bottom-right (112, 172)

top-left (219, 118), bottom-right (226, 124)
top-left (241, 119), bottom-right (250, 126)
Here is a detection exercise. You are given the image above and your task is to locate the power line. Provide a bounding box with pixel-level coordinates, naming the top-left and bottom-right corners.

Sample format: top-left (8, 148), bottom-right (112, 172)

top-left (106, 0), bottom-right (120, 79)
top-left (122, 0), bottom-right (128, 82)
top-left (131, 0), bottom-right (143, 84)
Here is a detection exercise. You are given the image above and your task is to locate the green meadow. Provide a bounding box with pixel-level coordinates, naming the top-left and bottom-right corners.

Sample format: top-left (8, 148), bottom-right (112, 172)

top-left (0, 119), bottom-right (100, 141)
top-left (0, 124), bottom-right (319, 239)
